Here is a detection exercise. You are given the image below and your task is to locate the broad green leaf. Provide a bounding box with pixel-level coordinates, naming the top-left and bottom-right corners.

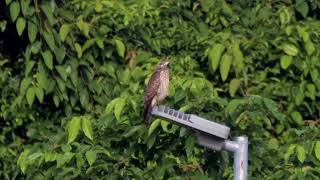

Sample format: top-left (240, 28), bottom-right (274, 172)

top-left (123, 125), bottom-right (143, 138)
top-left (82, 117), bottom-right (93, 141)
top-left (10, 2), bottom-right (20, 22)
top-left (0, 20), bottom-right (7, 32)
top-left (83, 39), bottom-right (95, 51)
top-left (54, 46), bottom-right (66, 63)
top-left (20, 77), bottom-right (31, 95)
top-left (43, 31), bottom-right (56, 50)
top-left (16, 17), bottom-right (26, 36)
top-left (229, 79), bottom-right (240, 97)
top-left (35, 87), bottom-right (44, 103)
top-left (85, 150), bottom-right (96, 166)
top-left (36, 71), bottom-right (48, 90)
top-left (148, 119), bottom-right (161, 136)
top-left (27, 152), bottom-right (43, 162)
top-left (56, 65), bottom-right (68, 81)
top-left (290, 111), bottom-right (304, 125)
top-left (76, 19), bottom-right (90, 37)
top-left (6, 0), bottom-right (12, 5)
top-left (68, 117), bottom-right (81, 144)
top-left (27, 20), bottom-right (37, 43)
top-left (53, 95), bottom-right (59, 107)
top-left (96, 37), bottom-right (104, 49)
top-left (31, 41), bottom-right (42, 54)
top-left (76, 153), bottom-right (84, 168)
top-left (280, 55), bottom-right (293, 69)
top-left (59, 24), bottom-right (71, 42)
top-left (227, 99), bottom-right (246, 115)
top-left (75, 43), bottom-right (82, 58)
top-left (42, 50), bottom-right (53, 70)
top-left (44, 152), bottom-right (57, 162)
top-left (263, 98), bottom-right (286, 122)
top-left (285, 144), bottom-right (296, 162)
top-left (95, 3), bottom-right (103, 12)
top-left (220, 53), bottom-right (232, 81)
top-left (114, 98), bottom-right (126, 121)
top-left (25, 60), bottom-right (35, 76)
top-left (26, 86), bottom-right (35, 106)
top-left (295, 1), bottom-right (309, 18)
top-left (41, 3), bottom-right (55, 25)
top-left (114, 39), bottom-right (125, 58)
top-left (79, 88), bottom-right (89, 107)
top-left (296, 145), bottom-right (306, 163)
top-left (20, 0), bottom-right (30, 16)
top-left (232, 43), bottom-right (244, 70)
top-left (282, 43), bottom-right (299, 56)
top-left (315, 141), bottom-right (320, 161)
top-left (17, 149), bottom-right (30, 174)
top-left (305, 41), bottom-right (315, 55)
top-left (208, 43), bottom-right (225, 72)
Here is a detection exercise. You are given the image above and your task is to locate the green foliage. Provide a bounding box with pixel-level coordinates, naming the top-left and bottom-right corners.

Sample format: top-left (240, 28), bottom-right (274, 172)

top-left (1, 0), bottom-right (320, 179)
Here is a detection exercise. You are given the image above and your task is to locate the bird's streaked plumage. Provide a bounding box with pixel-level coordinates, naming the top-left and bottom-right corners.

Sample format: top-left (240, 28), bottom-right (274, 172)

top-left (144, 59), bottom-right (170, 126)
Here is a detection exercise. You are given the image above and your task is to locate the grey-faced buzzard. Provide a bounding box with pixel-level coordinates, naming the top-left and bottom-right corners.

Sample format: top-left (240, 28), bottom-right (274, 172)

top-left (144, 58), bottom-right (170, 126)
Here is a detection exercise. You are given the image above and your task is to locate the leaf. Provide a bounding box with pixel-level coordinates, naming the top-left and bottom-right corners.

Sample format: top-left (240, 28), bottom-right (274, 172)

top-left (229, 79), bottom-right (240, 97)
top-left (10, 2), bottom-right (20, 22)
top-left (280, 55), bottom-right (293, 69)
top-left (305, 41), bottom-right (315, 55)
top-left (290, 111), bottom-right (304, 125)
top-left (285, 144), bottom-right (296, 162)
top-left (35, 87), bottom-right (44, 103)
top-left (148, 119), bottom-right (161, 136)
top-left (114, 98), bottom-right (126, 121)
top-left (232, 43), bottom-right (244, 70)
top-left (41, 50), bottom-right (53, 70)
top-left (75, 43), bottom-right (82, 58)
top-left (26, 86), bottom-right (35, 106)
top-left (27, 20), bottom-right (37, 43)
top-left (25, 60), bottom-right (35, 76)
top-left (95, 3), bottom-right (103, 12)
top-left (227, 99), bottom-right (246, 115)
top-left (59, 24), bottom-right (71, 42)
top-left (85, 150), bottom-right (96, 166)
top-left (43, 31), bottom-right (56, 50)
top-left (20, 0), bottom-right (30, 16)
top-left (16, 17), bottom-right (26, 36)
top-left (282, 43), bottom-right (299, 56)
top-left (6, 0), bottom-right (12, 5)
top-left (296, 145), bottom-right (306, 163)
top-left (41, 3), bottom-right (55, 25)
top-left (36, 71), bottom-right (48, 90)
top-left (208, 43), bottom-right (225, 72)
top-left (315, 141), bottom-right (320, 161)
top-left (123, 125), bottom-right (143, 138)
top-left (114, 39), bottom-right (125, 58)
top-left (20, 77), bottom-right (31, 95)
top-left (31, 41), bottom-right (42, 54)
top-left (17, 149), bottom-right (30, 174)
top-left (263, 98), bottom-right (286, 122)
top-left (68, 117), bottom-right (81, 144)
top-left (295, 1), bottom-right (309, 18)
top-left (220, 53), bottom-right (232, 81)
top-left (54, 46), bottom-right (66, 63)
top-left (82, 117), bottom-right (93, 141)
top-left (76, 19), bottom-right (90, 37)
top-left (56, 65), bottom-right (68, 81)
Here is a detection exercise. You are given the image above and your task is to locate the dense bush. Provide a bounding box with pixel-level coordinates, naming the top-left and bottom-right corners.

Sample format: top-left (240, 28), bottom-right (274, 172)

top-left (1, 0), bottom-right (320, 179)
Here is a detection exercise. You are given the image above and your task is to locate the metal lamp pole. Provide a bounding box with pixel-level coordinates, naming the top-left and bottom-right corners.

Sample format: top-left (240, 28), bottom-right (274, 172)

top-left (151, 106), bottom-right (248, 180)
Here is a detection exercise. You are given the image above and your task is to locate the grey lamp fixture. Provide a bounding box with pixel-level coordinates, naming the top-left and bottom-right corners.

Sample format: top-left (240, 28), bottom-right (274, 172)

top-left (151, 106), bottom-right (248, 180)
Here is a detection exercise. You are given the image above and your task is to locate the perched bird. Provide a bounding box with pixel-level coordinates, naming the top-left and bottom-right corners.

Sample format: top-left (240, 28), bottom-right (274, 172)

top-left (144, 58), bottom-right (170, 126)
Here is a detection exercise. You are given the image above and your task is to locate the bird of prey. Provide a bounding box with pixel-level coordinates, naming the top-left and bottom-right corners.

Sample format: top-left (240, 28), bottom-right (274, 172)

top-left (144, 58), bottom-right (170, 126)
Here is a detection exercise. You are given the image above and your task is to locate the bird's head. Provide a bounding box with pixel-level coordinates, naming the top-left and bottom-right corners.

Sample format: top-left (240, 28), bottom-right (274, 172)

top-left (159, 58), bottom-right (170, 69)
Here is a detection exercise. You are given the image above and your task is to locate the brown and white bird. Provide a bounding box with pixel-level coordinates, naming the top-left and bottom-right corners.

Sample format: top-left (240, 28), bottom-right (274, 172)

top-left (144, 58), bottom-right (170, 126)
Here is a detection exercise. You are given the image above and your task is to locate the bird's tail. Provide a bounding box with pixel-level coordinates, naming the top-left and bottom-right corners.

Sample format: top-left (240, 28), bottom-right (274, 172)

top-left (144, 104), bottom-right (152, 127)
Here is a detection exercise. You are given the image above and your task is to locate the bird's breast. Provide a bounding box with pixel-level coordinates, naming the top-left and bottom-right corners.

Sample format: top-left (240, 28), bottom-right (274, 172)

top-left (157, 69), bottom-right (169, 101)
